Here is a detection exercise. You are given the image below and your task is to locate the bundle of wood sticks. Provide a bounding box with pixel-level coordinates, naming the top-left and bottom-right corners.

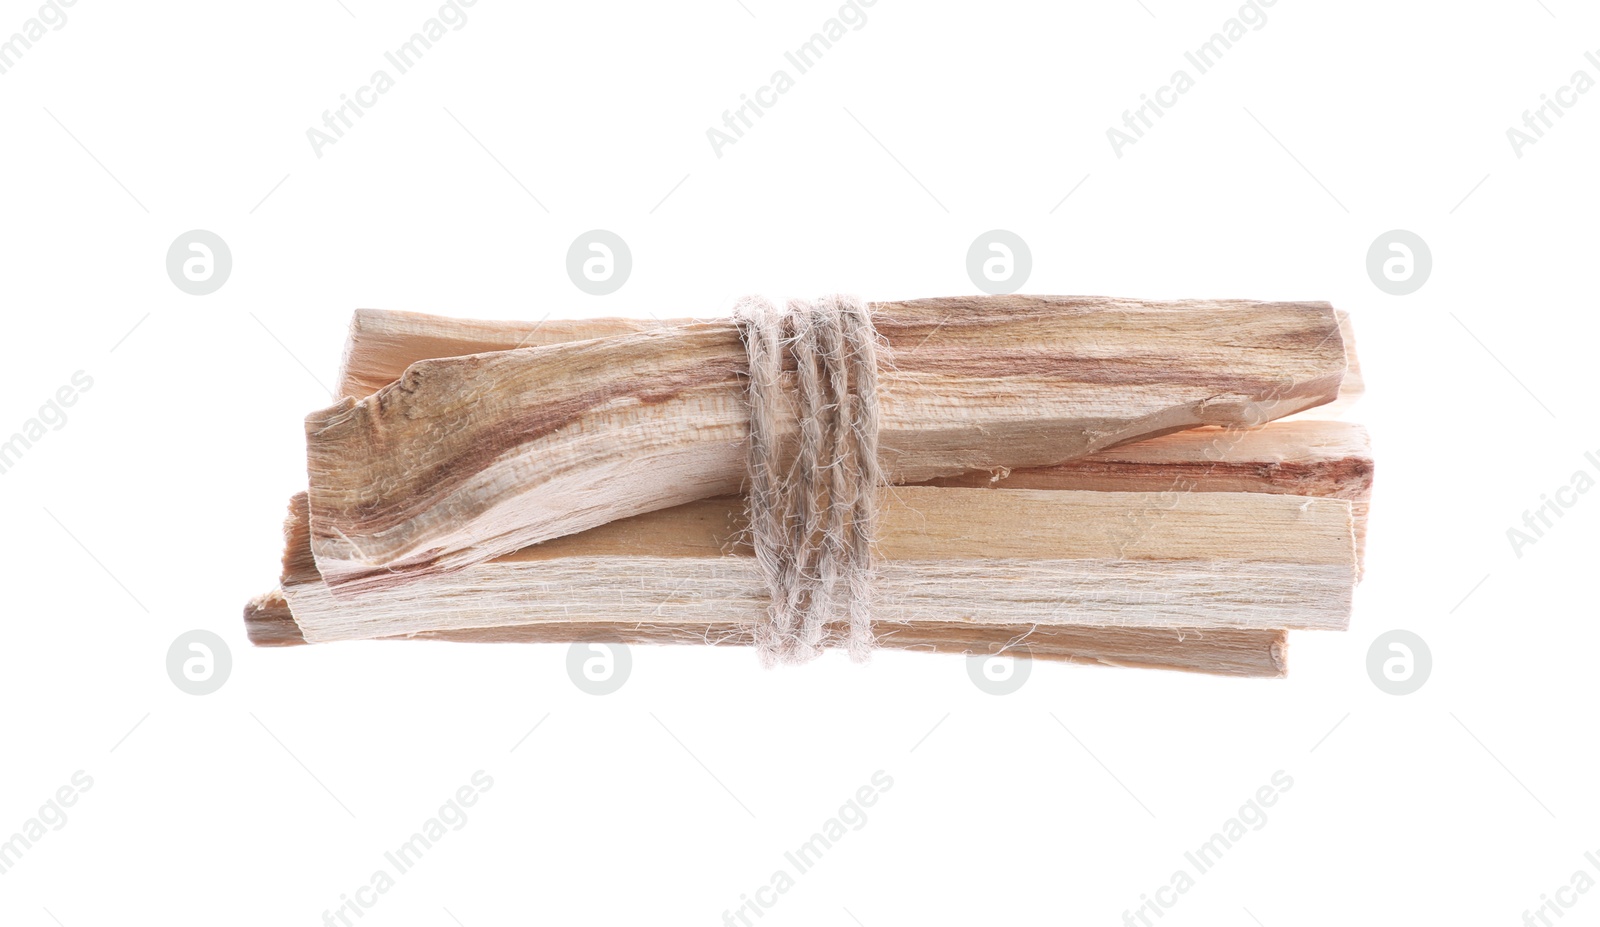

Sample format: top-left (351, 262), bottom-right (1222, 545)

top-left (245, 295), bottom-right (1371, 677)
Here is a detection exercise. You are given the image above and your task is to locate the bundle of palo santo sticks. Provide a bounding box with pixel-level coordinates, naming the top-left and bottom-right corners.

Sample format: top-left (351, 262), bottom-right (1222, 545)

top-left (245, 295), bottom-right (1371, 677)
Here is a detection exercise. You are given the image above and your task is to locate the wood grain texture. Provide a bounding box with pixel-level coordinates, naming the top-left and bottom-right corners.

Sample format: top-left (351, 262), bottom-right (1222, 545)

top-left (333, 307), bottom-right (1373, 571)
top-left (926, 419), bottom-right (1373, 572)
top-left (307, 296), bottom-right (1348, 591)
top-left (336, 305), bottom-right (1364, 410)
top-left (336, 308), bottom-right (672, 400)
top-left (282, 477), bottom-right (1354, 643)
top-left (243, 590), bottom-right (1291, 677)
top-left (1285, 310), bottom-right (1363, 419)
top-left (251, 415), bottom-right (1369, 671)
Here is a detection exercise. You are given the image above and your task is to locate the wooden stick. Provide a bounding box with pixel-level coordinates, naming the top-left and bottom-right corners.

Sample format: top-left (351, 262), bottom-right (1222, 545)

top-left (307, 296), bottom-right (1349, 590)
top-left (243, 589), bottom-right (1291, 677)
top-left (336, 305), bottom-right (1364, 409)
top-left (337, 308), bottom-right (672, 400)
top-left (927, 419), bottom-right (1372, 572)
top-left (282, 478), bottom-right (1354, 643)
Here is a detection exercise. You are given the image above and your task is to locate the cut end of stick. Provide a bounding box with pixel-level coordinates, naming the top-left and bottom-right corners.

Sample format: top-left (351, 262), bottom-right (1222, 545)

top-left (244, 590), bottom-right (306, 647)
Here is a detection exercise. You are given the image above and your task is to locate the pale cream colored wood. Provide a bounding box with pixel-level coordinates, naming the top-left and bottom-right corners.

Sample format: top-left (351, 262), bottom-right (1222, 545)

top-left (926, 419), bottom-right (1372, 572)
top-left (244, 589), bottom-right (1292, 678)
top-left (335, 305), bottom-right (1364, 409)
top-left (1283, 309), bottom-right (1363, 419)
top-left (336, 307), bottom-right (673, 400)
top-left (279, 483), bottom-right (1354, 645)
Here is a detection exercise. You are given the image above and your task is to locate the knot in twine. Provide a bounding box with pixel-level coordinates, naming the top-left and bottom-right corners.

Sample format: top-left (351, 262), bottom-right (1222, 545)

top-left (733, 294), bottom-right (885, 666)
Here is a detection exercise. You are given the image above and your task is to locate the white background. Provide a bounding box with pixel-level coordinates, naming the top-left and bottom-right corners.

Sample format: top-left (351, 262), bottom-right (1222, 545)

top-left (2, 1), bottom-right (1597, 924)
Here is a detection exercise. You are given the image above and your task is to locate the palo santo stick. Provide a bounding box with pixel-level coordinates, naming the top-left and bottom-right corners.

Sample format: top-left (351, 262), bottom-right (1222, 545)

top-left (930, 420), bottom-right (1369, 494)
top-left (335, 309), bottom-right (1370, 512)
top-left (927, 419), bottom-right (1373, 572)
top-left (243, 590), bottom-right (1291, 678)
top-left (336, 306), bottom-right (1365, 409)
top-left (282, 481), bottom-right (1354, 643)
top-left (307, 296), bottom-right (1348, 591)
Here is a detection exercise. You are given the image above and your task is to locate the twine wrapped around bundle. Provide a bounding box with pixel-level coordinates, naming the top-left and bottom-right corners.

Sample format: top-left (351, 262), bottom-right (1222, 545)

top-left (733, 295), bottom-right (885, 665)
top-left (253, 299), bottom-right (1365, 680)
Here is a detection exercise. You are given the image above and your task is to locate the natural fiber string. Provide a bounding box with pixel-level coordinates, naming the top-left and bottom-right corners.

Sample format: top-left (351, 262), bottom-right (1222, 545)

top-left (733, 294), bottom-right (884, 665)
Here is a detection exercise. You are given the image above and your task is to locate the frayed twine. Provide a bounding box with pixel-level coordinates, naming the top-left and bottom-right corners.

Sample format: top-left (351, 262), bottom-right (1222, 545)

top-left (733, 294), bottom-right (884, 666)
